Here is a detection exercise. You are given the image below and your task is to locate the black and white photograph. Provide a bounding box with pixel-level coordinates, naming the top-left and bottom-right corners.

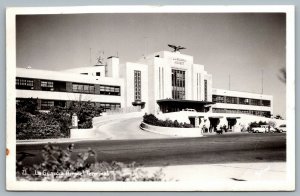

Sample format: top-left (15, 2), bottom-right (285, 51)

top-left (6, 5), bottom-right (295, 191)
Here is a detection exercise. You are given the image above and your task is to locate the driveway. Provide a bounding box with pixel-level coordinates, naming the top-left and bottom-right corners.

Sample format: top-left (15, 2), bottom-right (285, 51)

top-left (94, 117), bottom-right (171, 140)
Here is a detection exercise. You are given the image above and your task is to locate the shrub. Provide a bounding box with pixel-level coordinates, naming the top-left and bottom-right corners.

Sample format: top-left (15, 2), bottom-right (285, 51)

top-left (143, 113), bottom-right (159, 125)
top-left (16, 144), bottom-right (166, 181)
top-left (68, 101), bottom-right (102, 129)
top-left (143, 113), bottom-right (194, 128)
top-left (16, 100), bottom-right (103, 140)
top-left (16, 114), bottom-right (63, 140)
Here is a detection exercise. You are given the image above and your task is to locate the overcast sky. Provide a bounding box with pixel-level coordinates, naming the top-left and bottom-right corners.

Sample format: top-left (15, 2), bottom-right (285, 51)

top-left (16, 13), bottom-right (286, 117)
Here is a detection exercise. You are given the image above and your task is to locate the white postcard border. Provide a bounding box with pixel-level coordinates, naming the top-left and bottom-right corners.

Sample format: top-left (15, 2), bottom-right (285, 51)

top-left (6, 5), bottom-right (295, 191)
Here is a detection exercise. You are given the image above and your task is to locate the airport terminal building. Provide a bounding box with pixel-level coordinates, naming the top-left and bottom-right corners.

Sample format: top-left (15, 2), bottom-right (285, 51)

top-left (16, 49), bottom-right (273, 118)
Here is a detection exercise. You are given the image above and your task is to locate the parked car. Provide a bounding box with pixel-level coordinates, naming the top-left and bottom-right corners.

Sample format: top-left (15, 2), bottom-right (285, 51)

top-left (276, 124), bottom-right (286, 133)
top-left (252, 125), bottom-right (268, 133)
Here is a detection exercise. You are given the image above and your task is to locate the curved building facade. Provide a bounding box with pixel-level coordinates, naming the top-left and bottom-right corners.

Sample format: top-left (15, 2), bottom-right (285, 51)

top-left (16, 50), bottom-right (273, 117)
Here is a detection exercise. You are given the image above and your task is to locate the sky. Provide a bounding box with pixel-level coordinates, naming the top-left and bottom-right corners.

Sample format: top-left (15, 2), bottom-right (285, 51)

top-left (16, 13), bottom-right (286, 117)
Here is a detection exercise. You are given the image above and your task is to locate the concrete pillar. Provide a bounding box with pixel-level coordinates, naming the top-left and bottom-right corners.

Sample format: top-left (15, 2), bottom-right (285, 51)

top-left (195, 117), bottom-right (200, 128)
top-left (106, 56), bottom-right (120, 78)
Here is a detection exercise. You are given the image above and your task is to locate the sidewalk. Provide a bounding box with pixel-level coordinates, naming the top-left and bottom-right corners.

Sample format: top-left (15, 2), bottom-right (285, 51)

top-left (143, 162), bottom-right (286, 182)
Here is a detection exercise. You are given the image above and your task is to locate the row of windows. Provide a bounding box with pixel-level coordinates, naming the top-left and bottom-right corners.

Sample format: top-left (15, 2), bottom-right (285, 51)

top-left (17, 98), bottom-right (121, 111)
top-left (16, 77), bottom-right (121, 96)
top-left (212, 95), bottom-right (271, 107)
top-left (16, 78), bottom-right (34, 90)
top-left (100, 85), bottom-right (120, 96)
top-left (212, 108), bottom-right (271, 117)
top-left (72, 83), bottom-right (95, 94)
top-left (100, 103), bottom-right (121, 112)
top-left (41, 100), bottom-right (55, 110)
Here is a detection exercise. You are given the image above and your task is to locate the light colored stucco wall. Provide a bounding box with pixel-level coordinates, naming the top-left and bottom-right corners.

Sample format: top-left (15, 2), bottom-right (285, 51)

top-left (123, 62), bottom-right (149, 112)
top-left (211, 88), bottom-right (273, 114)
top-left (106, 57), bottom-right (120, 78)
top-left (16, 50), bottom-right (275, 117)
top-left (61, 66), bottom-right (106, 77)
top-left (16, 68), bottom-right (125, 105)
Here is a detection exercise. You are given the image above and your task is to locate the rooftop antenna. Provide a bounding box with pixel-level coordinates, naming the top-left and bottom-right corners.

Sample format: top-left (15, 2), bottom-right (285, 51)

top-left (143, 36), bottom-right (149, 58)
top-left (261, 69), bottom-right (264, 94)
top-left (89, 48), bottom-right (92, 66)
top-left (229, 74), bottom-right (231, 90)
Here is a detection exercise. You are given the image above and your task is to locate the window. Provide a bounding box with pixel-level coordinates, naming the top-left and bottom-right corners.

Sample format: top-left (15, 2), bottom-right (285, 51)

top-left (41, 100), bottom-right (54, 110)
top-left (41, 80), bottom-right (54, 91)
top-left (262, 100), bottom-right (271, 107)
top-left (250, 99), bottom-right (260, 106)
top-left (99, 85), bottom-right (120, 96)
top-left (226, 96), bottom-right (238, 104)
top-left (96, 72), bottom-right (101, 76)
top-left (212, 95), bottom-right (225, 103)
top-left (16, 78), bottom-right (34, 90)
top-left (172, 69), bottom-right (185, 99)
top-left (239, 98), bottom-right (249, 105)
top-left (100, 103), bottom-right (121, 112)
top-left (72, 83), bottom-right (95, 94)
top-left (134, 70), bottom-right (141, 101)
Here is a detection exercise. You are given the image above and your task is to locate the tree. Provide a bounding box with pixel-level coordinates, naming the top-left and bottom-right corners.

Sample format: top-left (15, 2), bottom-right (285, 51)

top-left (278, 67), bottom-right (286, 83)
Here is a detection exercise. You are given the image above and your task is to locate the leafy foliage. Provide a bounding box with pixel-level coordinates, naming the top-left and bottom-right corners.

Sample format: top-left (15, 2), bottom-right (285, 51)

top-left (17, 144), bottom-right (166, 181)
top-left (67, 101), bottom-right (102, 129)
top-left (143, 113), bottom-right (194, 128)
top-left (16, 99), bottom-right (102, 140)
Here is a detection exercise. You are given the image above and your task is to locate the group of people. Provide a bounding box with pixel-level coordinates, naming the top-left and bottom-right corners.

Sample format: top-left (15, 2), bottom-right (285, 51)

top-left (202, 124), bottom-right (228, 134)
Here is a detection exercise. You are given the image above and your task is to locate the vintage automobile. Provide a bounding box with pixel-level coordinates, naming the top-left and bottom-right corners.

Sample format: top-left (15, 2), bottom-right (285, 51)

top-left (252, 125), bottom-right (267, 133)
top-left (276, 124), bottom-right (286, 133)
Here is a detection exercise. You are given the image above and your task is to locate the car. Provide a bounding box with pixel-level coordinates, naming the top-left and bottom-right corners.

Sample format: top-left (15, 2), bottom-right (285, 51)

top-left (252, 125), bottom-right (276, 133)
top-left (182, 108), bottom-right (196, 112)
top-left (276, 124), bottom-right (286, 133)
top-left (252, 126), bottom-right (267, 133)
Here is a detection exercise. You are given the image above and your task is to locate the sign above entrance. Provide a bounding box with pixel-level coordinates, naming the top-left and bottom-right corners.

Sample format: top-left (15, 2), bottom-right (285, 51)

top-left (173, 57), bottom-right (187, 65)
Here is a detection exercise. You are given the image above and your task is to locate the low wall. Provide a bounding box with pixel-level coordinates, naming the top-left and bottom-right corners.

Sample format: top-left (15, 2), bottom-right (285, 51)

top-left (140, 122), bottom-right (203, 137)
top-left (70, 128), bottom-right (96, 139)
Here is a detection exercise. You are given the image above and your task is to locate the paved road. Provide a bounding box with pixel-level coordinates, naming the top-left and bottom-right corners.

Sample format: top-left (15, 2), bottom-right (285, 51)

top-left (17, 133), bottom-right (286, 167)
top-left (94, 117), bottom-right (171, 140)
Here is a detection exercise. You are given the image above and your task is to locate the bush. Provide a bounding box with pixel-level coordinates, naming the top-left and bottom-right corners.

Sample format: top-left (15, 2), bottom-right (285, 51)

top-left (16, 100), bottom-right (103, 140)
top-left (143, 113), bottom-right (194, 128)
top-left (16, 144), bottom-right (166, 181)
top-left (143, 113), bottom-right (159, 125)
top-left (67, 101), bottom-right (102, 129)
top-left (16, 113), bottom-right (63, 140)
